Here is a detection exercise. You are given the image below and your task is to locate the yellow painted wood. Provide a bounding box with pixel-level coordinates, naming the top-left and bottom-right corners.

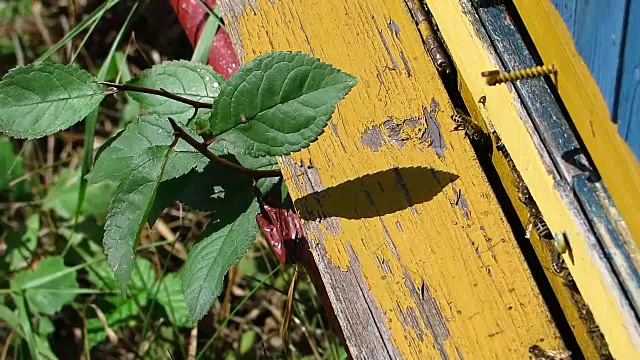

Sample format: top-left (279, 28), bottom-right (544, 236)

top-left (459, 76), bottom-right (611, 359)
top-left (421, 0), bottom-right (640, 357)
top-left (223, 0), bottom-right (564, 357)
top-left (512, 0), bottom-right (640, 250)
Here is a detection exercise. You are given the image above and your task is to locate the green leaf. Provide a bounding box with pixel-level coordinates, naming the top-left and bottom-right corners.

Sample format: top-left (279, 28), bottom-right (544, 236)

top-left (0, 136), bottom-right (30, 200)
top-left (86, 258), bottom-right (156, 346)
top-left (209, 51), bottom-right (357, 157)
top-left (175, 162), bottom-right (252, 212)
top-left (208, 139), bottom-right (280, 194)
top-left (126, 60), bottom-right (224, 123)
top-left (0, 304), bottom-right (21, 332)
top-left (182, 199), bottom-right (260, 322)
top-left (240, 330), bottom-right (256, 354)
top-left (150, 145), bottom-right (271, 217)
top-left (3, 213), bottom-right (39, 271)
top-left (43, 168), bottom-right (116, 221)
top-left (0, 62), bottom-right (105, 139)
top-left (103, 146), bottom-right (172, 291)
top-left (85, 297), bottom-right (139, 347)
top-left (34, 315), bottom-right (54, 336)
top-left (147, 172), bottom-right (192, 226)
top-left (156, 273), bottom-right (190, 327)
top-left (191, 13), bottom-right (220, 64)
top-left (11, 257), bottom-right (79, 315)
top-left (87, 115), bottom-right (206, 185)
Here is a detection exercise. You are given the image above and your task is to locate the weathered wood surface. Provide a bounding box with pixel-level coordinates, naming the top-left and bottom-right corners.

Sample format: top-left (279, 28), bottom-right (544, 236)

top-left (477, 0), bottom-right (640, 350)
top-left (219, 0), bottom-right (564, 358)
top-left (549, 0), bottom-right (626, 117)
top-left (512, 0), bottom-right (640, 253)
top-left (549, 0), bottom-right (640, 162)
top-left (460, 80), bottom-right (608, 359)
top-left (617, 0), bottom-right (640, 163)
top-left (421, 0), bottom-right (640, 358)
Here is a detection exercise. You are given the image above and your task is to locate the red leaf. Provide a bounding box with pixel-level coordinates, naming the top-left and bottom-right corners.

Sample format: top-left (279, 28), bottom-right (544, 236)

top-left (169, 0), bottom-right (240, 78)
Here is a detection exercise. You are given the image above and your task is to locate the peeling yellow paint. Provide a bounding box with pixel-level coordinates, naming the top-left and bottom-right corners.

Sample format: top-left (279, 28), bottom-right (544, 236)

top-left (459, 74), bottom-right (611, 359)
top-left (421, 0), bottom-right (640, 357)
top-left (227, 0), bottom-right (563, 357)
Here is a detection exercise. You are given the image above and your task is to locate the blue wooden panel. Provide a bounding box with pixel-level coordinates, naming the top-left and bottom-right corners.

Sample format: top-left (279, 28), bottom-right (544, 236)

top-left (551, 0), bottom-right (577, 36)
top-left (616, 0), bottom-right (640, 160)
top-left (550, 0), bottom-right (627, 117)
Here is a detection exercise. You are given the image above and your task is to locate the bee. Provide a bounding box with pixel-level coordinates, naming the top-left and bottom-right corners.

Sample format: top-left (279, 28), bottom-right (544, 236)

top-left (531, 215), bottom-right (552, 240)
top-left (529, 344), bottom-right (572, 360)
top-left (451, 109), bottom-right (484, 141)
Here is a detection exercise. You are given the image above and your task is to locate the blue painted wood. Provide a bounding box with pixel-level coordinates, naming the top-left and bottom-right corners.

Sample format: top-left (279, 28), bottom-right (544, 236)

top-left (616, 0), bottom-right (640, 160)
top-left (476, 2), bottom-right (640, 319)
top-left (550, 0), bottom-right (577, 37)
top-left (550, 1), bottom-right (627, 116)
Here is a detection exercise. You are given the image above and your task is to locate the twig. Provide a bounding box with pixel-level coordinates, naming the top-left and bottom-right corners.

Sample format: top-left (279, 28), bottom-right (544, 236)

top-left (1, 329), bottom-right (13, 360)
top-left (99, 81), bottom-right (213, 109)
top-left (167, 117), bottom-right (282, 179)
top-left (187, 325), bottom-right (198, 360)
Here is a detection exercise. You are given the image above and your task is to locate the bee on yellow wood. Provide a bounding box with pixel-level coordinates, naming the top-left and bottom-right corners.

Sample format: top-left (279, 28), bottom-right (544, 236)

top-left (529, 215), bottom-right (552, 240)
top-left (529, 344), bottom-right (572, 360)
top-left (451, 109), bottom-right (484, 141)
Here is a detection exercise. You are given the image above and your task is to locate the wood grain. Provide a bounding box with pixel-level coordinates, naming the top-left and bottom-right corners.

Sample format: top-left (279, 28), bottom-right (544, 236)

top-left (512, 0), bottom-right (640, 256)
top-left (478, 0), bottom-right (640, 338)
top-left (550, 0), bottom-right (627, 115)
top-left (220, 0), bottom-right (564, 358)
top-left (616, 0), bottom-right (640, 159)
top-left (422, 0), bottom-right (640, 357)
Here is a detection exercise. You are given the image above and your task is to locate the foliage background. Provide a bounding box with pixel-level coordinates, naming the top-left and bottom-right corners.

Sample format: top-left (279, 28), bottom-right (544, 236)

top-left (0, 1), bottom-right (346, 359)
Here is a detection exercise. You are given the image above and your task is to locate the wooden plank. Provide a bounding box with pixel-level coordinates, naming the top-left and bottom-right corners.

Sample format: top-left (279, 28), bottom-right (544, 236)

top-left (549, 0), bottom-right (627, 117)
top-left (421, 0), bottom-right (640, 358)
top-left (477, 0), bottom-right (640, 331)
top-left (219, 0), bottom-right (564, 357)
top-left (616, 0), bottom-right (640, 159)
top-left (512, 0), bottom-right (640, 257)
top-left (459, 76), bottom-right (612, 359)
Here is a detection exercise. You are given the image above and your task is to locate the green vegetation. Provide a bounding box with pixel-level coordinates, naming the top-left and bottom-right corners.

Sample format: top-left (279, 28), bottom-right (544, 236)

top-left (0, 2), bottom-right (353, 358)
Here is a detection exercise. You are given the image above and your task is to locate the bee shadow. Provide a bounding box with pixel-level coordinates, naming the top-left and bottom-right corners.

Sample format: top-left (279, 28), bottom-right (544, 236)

top-left (293, 167), bottom-right (459, 220)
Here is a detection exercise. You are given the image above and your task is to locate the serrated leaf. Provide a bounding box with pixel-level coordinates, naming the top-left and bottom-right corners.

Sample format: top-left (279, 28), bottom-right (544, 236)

top-left (156, 273), bottom-right (190, 327)
top-left (43, 168), bottom-right (116, 221)
top-left (208, 139), bottom-right (280, 194)
top-left (10, 257), bottom-right (79, 315)
top-left (126, 60), bottom-right (224, 123)
top-left (0, 62), bottom-right (104, 139)
top-left (209, 51), bottom-right (357, 157)
top-left (87, 257), bottom-right (155, 293)
top-left (182, 200), bottom-right (260, 322)
top-left (175, 162), bottom-right (253, 212)
top-left (87, 115), bottom-right (206, 185)
top-left (150, 146), bottom-right (271, 216)
top-left (103, 146), bottom-right (172, 291)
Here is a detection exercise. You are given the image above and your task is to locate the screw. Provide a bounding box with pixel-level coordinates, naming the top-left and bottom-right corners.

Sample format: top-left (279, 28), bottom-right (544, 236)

top-left (481, 64), bottom-right (557, 86)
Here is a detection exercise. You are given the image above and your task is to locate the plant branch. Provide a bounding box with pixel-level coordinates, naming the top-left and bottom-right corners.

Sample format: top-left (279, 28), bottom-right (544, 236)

top-left (99, 81), bottom-right (213, 109)
top-left (167, 117), bottom-right (282, 179)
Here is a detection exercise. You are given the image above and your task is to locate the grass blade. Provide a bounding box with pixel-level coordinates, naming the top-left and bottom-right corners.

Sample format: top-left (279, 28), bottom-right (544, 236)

top-left (196, 265), bottom-right (281, 360)
top-left (72, 1), bottom-right (141, 240)
top-left (36, 0), bottom-right (120, 62)
top-left (190, 15), bottom-right (219, 64)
